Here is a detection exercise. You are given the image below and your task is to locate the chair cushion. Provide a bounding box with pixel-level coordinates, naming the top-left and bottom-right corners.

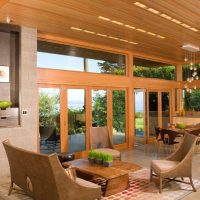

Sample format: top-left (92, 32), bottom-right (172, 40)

top-left (151, 160), bottom-right (180, 173)
top-left (65, 166), bottom-right (77, 181)
top-left (76, 178), bottom-right (100, 189)
top-left (93, 148), bottom-right (120, 158)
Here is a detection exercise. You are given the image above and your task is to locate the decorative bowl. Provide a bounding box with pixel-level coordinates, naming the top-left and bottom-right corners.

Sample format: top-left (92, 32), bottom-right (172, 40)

top-left (0, 101), bottom-right (12, 109)
top-left (176, 123), bottom-right (186, 129)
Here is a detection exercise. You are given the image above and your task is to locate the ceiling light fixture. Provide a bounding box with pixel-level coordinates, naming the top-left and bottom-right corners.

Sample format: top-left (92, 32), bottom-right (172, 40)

top-left (182, 44), bottom-right (199, 93)
top-left (98, 16), bottom-right (165, 39)
top-left (133, 1), bottom-right (199, 32)
top-left (70, 27), bottom-right (138, 45)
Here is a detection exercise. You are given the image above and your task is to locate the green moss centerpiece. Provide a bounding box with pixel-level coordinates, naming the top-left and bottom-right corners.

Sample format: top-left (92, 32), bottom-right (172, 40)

top-left (88, 150), bottom-right (95, 163)
top-left (0, 101), bottom-right (12, 109)
top-left (103, 154), bottom-right (113, 167)
top-left (95, 152), bottom-right (103, 165)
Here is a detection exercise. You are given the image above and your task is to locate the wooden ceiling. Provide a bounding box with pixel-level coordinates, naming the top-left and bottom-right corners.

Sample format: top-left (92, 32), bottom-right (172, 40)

top-left (0, 0), bottom-right (200, 63)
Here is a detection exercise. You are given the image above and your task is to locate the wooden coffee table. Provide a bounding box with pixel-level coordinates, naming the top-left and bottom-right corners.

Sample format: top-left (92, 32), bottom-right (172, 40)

top-left (62, 159), bottom-right (141, 196)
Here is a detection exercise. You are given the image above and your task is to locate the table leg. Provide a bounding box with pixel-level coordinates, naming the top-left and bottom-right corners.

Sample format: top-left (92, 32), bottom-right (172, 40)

top-left (104, 173), bottom-right (129, 197)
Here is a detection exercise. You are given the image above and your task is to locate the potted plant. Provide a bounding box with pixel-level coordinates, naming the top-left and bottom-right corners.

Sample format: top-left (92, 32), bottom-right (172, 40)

top-left (88, 150), bottom-right (95, 163)
top-left (103, 154), bottom-right (113, 167)
top-left (95, 152), bottom-right (103, 165)
top-left (39, 92), bottom-right (59, 140)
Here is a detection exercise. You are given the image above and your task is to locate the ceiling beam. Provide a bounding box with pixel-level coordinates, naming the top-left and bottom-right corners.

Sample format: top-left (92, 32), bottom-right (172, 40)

top-left (0, 0), bottom-right (9, 9)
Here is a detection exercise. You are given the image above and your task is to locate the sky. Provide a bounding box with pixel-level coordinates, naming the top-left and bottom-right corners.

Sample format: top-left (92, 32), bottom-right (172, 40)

top-left (38, 53), bottom-right (144, 112)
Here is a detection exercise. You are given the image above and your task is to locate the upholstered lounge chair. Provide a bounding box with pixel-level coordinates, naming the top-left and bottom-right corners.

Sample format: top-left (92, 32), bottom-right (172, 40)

top-left (90, 127), bottom-right (121, 159)
top-left (3, 140), bottom-right (101, 200)
top-left (150, 133), bottom-right (197, 193)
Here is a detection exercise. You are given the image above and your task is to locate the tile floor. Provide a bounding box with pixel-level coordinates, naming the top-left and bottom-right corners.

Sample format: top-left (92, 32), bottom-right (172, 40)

top-left (0, 142), bottom-right (199, 200)
top-left (121, 142), bottom-right (200, 200)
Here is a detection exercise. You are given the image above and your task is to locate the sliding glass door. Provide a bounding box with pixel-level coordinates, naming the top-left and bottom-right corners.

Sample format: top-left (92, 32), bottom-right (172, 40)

top-left (147, 90), bottom-right (171, 139)
top-left (148, 92), bottom-right (159, 137)
top-left (134, 89), bottom-right (146, 142)
top-left (112, 90), bottom-right (126, 145)
top-left (67, 89), bottom-right (86, 153)
top-left (39, 88), bottom-right (60, 154)
top-left (92, 90), bottom-right (107, 127)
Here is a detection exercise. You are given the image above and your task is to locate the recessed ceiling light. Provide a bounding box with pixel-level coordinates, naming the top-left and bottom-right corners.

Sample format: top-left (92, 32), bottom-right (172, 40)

top-left (98, 15), bottom-right (165, 39)
top-left (84, 30), bottom-right (95, 34)
top-left (70, 27), bottom-right (138, 45)
top-left (96, 33), bottom-right (107, 37)
top-left (129, 41), bottom-right (138, 44)
top-left (111, 20), bottom-right (124, 25)
top-left (109, 36), bottom-right (119, 40)
top-left (136, 28), bottom-right (146, 33)
top-left (119, 39), bottom-right (128, 42)
top-left (171, 19), bottom-right (181, 24)
top-left (98, 16), bottom-right (110, 21)
top-left (133, 2), bottom-right (147, 9)
top-left (147, 8), bottom-right (160, 15)
top-left (133, 1), bottom-right (198, 32)
top-left (125, 24), bottom-right (135, 29)
top-left (190, 27), bottom-right (198, 32)
top-left (156, 35), bottom-right (165, 39)
top-left (70, 27), bottom-right (82, 31)
top-left (160, 14), bottom-right (172, 20)
top-left (181, 23), bottom-right (191, 28)
top-left (147, 32), bottom-right (156, 36)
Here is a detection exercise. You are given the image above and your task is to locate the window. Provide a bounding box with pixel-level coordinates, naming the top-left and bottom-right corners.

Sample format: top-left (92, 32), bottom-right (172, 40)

top-left (183, 89), bottom-right (200, 111)
top-left (133, 58), bottom-right (176, 80)
top-left (37, 40), bottom-right (126, 75)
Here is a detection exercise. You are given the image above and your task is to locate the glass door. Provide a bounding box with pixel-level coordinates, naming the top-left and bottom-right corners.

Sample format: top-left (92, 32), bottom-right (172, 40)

top-left (92, 89), bottom-right (107, 127)
top-left (39, 88), bottom-right (60, 154)
top-left (112, 90), bottom-right (126, 145)
top-left (134, 89), bottom-right (146, 143)
top-left (67, 89), bottom-right (86, 153)
top-left (147, 90), bottom-right (171, 140)
top-left (161, 92), bottom-right (170, 128)
top-left (148, 92), bottom-right (159, 138)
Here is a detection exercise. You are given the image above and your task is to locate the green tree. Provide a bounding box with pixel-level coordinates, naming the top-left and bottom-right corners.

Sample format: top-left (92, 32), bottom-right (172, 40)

top-left (39, 92), bottom-right (60, 127)
top-left (186, 89), bottom-right (200, 111)
top-left (92, 92), bottom-right (107, 126)
top-left (134, 66), bottom-right (176, 80)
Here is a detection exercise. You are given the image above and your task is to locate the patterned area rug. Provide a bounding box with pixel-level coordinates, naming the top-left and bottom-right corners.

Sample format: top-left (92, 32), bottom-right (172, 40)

top-left (0, 168), bottom-right (200, 200)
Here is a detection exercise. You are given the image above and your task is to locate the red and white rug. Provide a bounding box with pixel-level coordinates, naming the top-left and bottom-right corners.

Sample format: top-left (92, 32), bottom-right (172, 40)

top-left (100, 168), bottom-right (200, 200)
top-left (0, 168), bottom-right (199, 200)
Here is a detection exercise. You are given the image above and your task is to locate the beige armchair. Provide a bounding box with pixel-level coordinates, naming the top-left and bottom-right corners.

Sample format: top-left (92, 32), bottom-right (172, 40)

top-left (150, 133), bottom-right (197, 193)
top-left (3, 140), bottom-right (101, 200)
top-left (90, 127), bottom-right (121, 159)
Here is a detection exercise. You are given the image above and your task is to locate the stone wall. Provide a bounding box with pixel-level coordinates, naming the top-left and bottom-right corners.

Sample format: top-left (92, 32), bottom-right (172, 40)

top-left (0, 26), bottom-right (37, 177)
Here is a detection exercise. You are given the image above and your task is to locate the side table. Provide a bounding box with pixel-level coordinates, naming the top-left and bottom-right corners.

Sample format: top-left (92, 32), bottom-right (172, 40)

top-left (57, 152), bottom-right (75, 164)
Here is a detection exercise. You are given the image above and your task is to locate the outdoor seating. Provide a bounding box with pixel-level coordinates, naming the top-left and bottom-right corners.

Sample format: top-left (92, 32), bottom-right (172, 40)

top-left (3, 139), bottom-right (101, 200)
top-left (90, 127), bottom-right (121, 159)
top-left (150, 133), bottom-right (197, 193)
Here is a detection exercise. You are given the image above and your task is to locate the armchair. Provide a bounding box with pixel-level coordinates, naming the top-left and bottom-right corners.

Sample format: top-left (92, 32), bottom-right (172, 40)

top-left (150, 133), bottom-right (197, 193)
top-left (90, 127), bottom-right (121, 159)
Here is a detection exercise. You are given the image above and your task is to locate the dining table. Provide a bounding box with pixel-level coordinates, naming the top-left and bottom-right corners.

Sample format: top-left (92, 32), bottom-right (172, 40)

top-left (160, 126), bottom-right (200, 144)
